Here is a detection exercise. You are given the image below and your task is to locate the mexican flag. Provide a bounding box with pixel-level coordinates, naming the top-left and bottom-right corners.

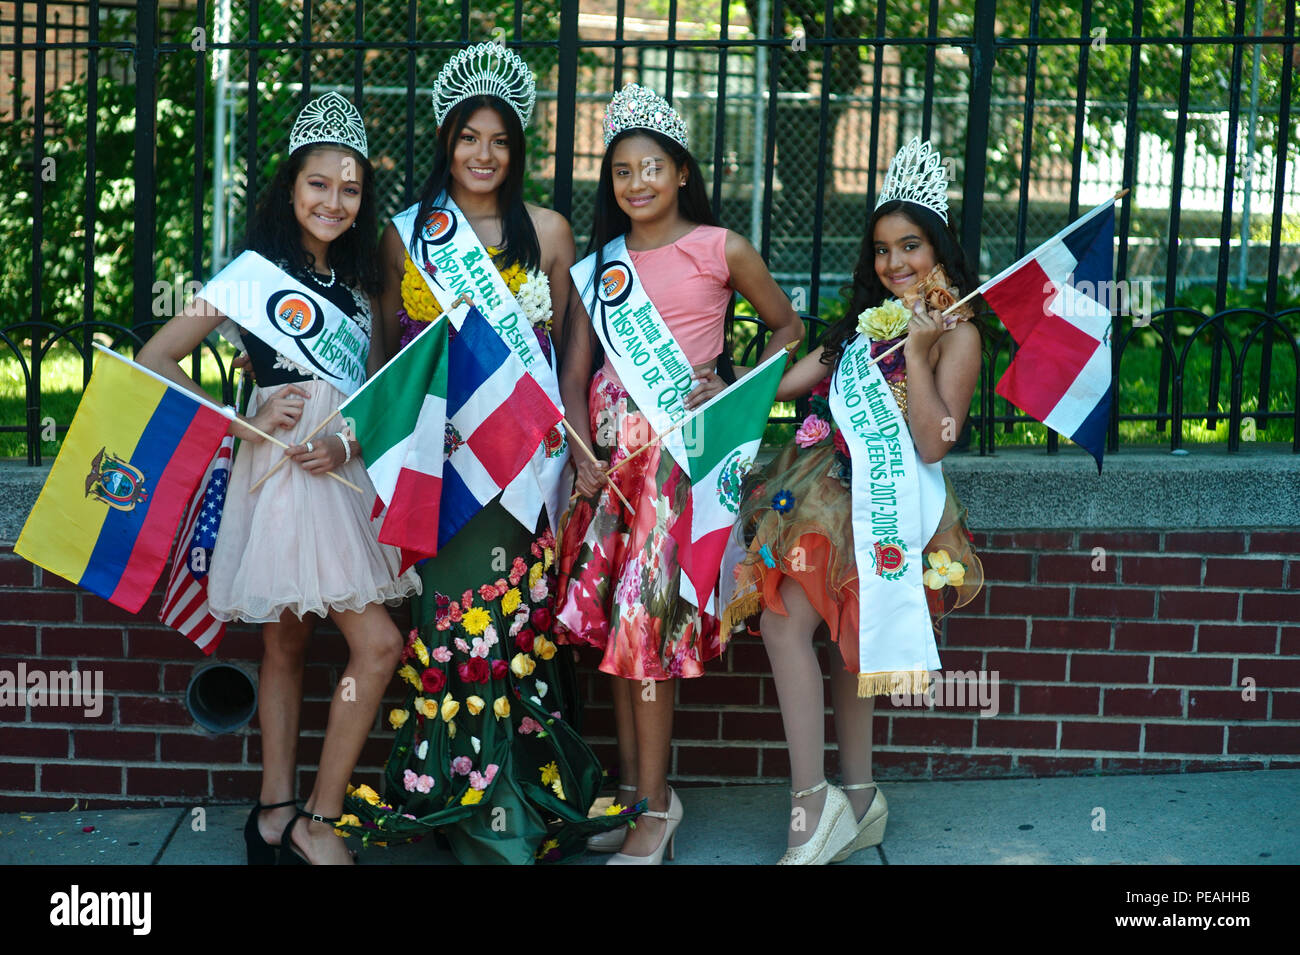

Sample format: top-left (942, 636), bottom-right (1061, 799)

top-left (340, 316), bottom-right (449, 567)
top-left (669, 348), bottom-right (787, 610)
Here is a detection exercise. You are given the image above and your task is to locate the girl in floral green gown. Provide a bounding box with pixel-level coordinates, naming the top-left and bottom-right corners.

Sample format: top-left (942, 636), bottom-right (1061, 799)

top-left (341, 44), bottom-right (631, 864)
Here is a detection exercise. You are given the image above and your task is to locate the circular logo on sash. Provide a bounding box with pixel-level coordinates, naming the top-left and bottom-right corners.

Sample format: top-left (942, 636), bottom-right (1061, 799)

top-left (715, 449), bottom-right (753, 515)
top-left (267, 290), bottom-right (324, 339)
top-left (543, 425), bottom-right (566, 458)
top-left (871, 537), bottom-right (908, 581)
top-left (422, 209), bottom-right (456, 245)
top-left (597, 260), bottom-right (633, 307)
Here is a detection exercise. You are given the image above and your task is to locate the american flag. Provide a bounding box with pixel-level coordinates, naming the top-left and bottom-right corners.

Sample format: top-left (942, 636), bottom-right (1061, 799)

top-left (159, 435), bottom-right (233, 653)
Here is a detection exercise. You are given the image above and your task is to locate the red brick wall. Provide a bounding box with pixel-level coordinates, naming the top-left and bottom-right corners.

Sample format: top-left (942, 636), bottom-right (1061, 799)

top-left (2, 529), bottom-right (1299, 809)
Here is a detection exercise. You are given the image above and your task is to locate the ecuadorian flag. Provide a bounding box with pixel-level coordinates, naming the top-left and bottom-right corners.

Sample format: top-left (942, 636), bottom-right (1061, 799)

top-left (16, 346), bottom-right (232, 613)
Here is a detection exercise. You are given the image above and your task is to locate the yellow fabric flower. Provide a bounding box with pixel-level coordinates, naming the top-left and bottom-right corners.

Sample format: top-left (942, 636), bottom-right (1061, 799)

top-left (533, 636), bottom-right (557, 661)
top-left (440, 694), bottom-right (460, 722)
top-left (447, 720), bottom-right (458, 739)
top-left (856, 298), bottom-right (910, 341)
top-left (551, 778), bottom-right (566, 801)
top-left (540, 761), bottom-right (560, 785)
top-left (501, 587), bottom-right (522, 615)
top-left (528, 561), bottom-right (544, 588)
top-left (493, 696), bottom-right (511, 720)
top-left (388, 708), bottom-right (409, 730)
top-left (462, 606), bottom-right (491, 635)
top-left (412, 637), bottom-right (430, 667)
top-left (401, 255), bottom-right (444, 325)
top-left (353, 784), bottom-right (381, 806)
top-left (461, 788), bottom-right (485, 806)
top-left (415, 696), bottom-right (439, 719)
top-left (466, 695), bottom-right (485, 715)
top-left (511, 652), bottom-right (536, 678)
top-left (334, 813), bottom-right (362, 837)
top-left (605, 803), bottom-right (626, 816)
top-left (923, 549), bottom-right (967, 590)
top-left (398, 664), bottom-right (422, 689)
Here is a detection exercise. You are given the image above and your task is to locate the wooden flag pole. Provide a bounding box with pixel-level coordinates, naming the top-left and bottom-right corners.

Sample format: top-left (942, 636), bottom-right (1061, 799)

top-left (238, 416), bottom-right (363, 494)
top-left (561, 418), bottom-right (635, 514)
top-left (248, 409), bottom-right (342, 494)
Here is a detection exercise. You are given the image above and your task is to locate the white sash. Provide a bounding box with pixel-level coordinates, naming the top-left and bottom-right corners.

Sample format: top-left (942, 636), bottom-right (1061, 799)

top-left (392, 196), bottom-right (569, 533)
top-left (829, 333), bottom-right (946, 694)
top-left (570, 235), bottom-right (694, 476)
top-left (198, 251), bottom-right (367, 397)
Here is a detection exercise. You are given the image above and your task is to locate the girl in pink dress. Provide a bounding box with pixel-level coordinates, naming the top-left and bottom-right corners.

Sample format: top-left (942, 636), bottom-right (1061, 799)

top-left (555, 84), bottom-right (803, 863)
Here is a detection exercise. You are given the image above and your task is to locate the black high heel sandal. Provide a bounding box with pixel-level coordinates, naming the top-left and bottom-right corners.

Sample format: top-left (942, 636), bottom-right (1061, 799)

top-left (244, 799), bottom-right (297, 866)
top-left (278, 809), bottom-right (355, 866)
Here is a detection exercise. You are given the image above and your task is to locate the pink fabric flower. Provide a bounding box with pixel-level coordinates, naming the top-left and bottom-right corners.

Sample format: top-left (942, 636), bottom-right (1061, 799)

top-left (450, 756), bottom-right (472, 776)
top-left (461, 589), bottom-right (475, 609)
top-left (490, 659), bottom-right (509, 680)
top-left (833, 429), bottom-right (849, 457)
top-left (484, 763), bottom-right (499, 784)
top-left (470, 638), bottom-right (490, 659)
top-left (530, 581), bottom-right (548, 603)
top-left (431, 646), bottom-right (452, 663)
top-left (810, 376), bottom-right (831, 398)
top-left (415, 774), bottom-right (435, 794)
top-left (482, 626), bottom-right (498, 646)
top-left (403, 769), bottom-right (419, 792)
top-left (518, 716), bottom-right (543, 735)
top-left (469, 770), bottom-right (489, 790)
top-left (478, 583), bottom-right (497, 601)
top-left (794, 414), bottom-right (831, 448)
top-left (454, 637), bottom-right (470, 654)
top-left (494, 578), bottom-right (509, 597)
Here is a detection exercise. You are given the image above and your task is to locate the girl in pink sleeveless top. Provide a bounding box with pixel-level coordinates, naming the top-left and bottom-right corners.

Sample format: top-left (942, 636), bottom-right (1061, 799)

top-left (555, 85), bottom-right (802, 864)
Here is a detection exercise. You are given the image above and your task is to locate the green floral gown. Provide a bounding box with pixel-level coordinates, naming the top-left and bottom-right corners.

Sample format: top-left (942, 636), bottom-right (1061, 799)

top-left (339, 259), bottom-right (635, 864)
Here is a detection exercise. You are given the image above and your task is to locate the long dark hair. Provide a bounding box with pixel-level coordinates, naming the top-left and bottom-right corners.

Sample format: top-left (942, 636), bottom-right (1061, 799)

top-left (407, 95), bottom-right (540, 274)
top-left (820, 199), bottom-right (980, 367)
top-left (578, 127), bottom-right (717, 343)
top-left (244, 143), bottom-right (381, 295)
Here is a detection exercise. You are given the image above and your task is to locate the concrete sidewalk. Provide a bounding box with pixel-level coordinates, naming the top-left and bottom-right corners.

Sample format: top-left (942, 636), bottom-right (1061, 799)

top-left (2, 770), bottom-right (1296, 865)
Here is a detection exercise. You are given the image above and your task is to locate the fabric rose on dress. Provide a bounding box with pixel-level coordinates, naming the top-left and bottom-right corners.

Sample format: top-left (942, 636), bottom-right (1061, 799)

top-left (454, 637), bottom-right (470, 654)
top-left (458, 657), bottom-right (491, 685)
top-left (490, 658), bottom-right (509, 680)
top-left (511, 653), bottom-right (536, 678)
top-left (440, 694), bottom-right (460, 722)
top-left (450, 756), bottom-right (472, 776)
top-left (478, 583), bottom-right (497, 601)
top-left (493, 696), bottom-right (511, 719)
top-left (810, 376), bottom-right (831, 398)
top-left (833, 429), bottom-right (850, 457)
top-left (465, 695), bottom-right (485, 715)
top-left (420, 668), bottom-right (446, 694)
top-left (515, 629), bottom-right (535, 653)
top-left (518, 716), bottom-right (543, 735)
top-left (431, 646), bottom-right (453, 663)
top-left (389, 708), bottom-right (409, 730)
top-left (415, 697), bottom-right (439, 719)
top-left (794, 414), bottom-right (831, 448)
top-left (534, 636), bottom-right (558, 661)
top-left (402, 769), bottom-right (419, 792)
top-left (530, 607), bottom-right (551, 631)
top-left (415, 775), bottom-right (434, 794)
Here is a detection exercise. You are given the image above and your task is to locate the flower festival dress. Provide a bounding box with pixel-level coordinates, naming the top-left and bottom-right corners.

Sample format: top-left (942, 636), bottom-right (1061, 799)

top-left (343, 247), bottom-right (628, 865)
top-left (208, 263), bottom-right (421, 623)
top-left (554, 224), bottom-right (734, 680)
top-left (723, 336), bottom-right (983, 687)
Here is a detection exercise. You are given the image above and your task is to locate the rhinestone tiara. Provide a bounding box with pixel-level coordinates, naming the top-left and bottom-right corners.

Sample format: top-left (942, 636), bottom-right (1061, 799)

top-left (432, 42), bottom-right (537, 130)
top-left (603, 83), bottom-right (689, 150)
top-left (289, 91), bottom-right (368, 158)
top-left (875, 136), bottom-right (950, 224)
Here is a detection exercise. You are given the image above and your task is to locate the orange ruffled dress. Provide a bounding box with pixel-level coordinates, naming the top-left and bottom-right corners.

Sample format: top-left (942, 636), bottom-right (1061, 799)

top-left (722, 347), bottom-right (983, 694)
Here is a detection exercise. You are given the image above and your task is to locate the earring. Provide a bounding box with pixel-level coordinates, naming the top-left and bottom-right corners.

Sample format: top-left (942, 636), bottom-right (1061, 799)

top-left (351, 221), bottom-right (357, 229)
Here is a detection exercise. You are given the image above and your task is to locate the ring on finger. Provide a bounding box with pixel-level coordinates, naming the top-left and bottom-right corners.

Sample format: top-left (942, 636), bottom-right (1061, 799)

top-left (306, 441), bottom-right (314, 453)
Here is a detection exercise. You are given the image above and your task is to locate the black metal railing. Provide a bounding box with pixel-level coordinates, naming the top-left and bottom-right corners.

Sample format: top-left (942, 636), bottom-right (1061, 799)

top-left (1, 0), bottom-right (1297, 464)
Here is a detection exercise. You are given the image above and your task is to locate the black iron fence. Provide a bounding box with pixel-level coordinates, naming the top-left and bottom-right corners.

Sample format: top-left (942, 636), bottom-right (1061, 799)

top-left (2, 0), bottom-right (1298, 465)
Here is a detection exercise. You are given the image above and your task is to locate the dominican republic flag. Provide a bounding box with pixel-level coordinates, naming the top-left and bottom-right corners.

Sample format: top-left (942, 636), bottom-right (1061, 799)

top-left (978, 198), bottom-right (1116, 471)
top-left (159, 435), bottom-right (233, 654)
top-left (668, 348), bottom-right (786, 611)
top-left (439, 307), bottom-right (563, 549)
top-left (340, 315), bottom-right (449, 568)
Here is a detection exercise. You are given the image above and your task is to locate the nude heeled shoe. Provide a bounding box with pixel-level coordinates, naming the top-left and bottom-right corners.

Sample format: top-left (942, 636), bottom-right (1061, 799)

top-left (586, 784), bottom-right (639, 853)
top-left (829, 783), bottom-right (888, 863)
top-left (776, 780), bottom-right (857, 865)
top-left (606, 788), bottom-right (682, 865)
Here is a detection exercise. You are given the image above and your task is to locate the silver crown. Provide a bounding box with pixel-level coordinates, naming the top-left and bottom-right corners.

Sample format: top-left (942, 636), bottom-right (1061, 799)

top-left (289, 91), bottom-right (368, 158)
top-left (603, 83), bottom-right (689, 150)
top-left (432, 42), bottom-right (537, 130)
top-left (875, 136), bottom-right (950, 223)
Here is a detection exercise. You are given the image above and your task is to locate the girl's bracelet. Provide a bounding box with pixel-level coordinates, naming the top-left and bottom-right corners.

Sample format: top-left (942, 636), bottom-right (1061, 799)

top-left (336, 431), bottom-right (352, 464)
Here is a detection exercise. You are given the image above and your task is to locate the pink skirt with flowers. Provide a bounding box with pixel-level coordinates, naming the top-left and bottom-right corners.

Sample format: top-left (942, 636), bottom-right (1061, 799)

top-left (553, 370), bottom-right (723, 680)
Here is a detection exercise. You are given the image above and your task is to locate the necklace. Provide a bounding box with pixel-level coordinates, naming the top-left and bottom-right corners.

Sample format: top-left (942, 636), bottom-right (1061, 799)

top-left (308, 265), bottom-right (336, 288)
